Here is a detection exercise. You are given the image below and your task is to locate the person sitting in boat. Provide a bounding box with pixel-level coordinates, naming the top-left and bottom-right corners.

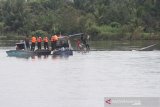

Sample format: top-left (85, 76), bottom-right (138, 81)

top-left (43, 36), bottom-right (49, 50)
top-left (24, 35), bottom-right (30, 50)
top-left (37, 36), bottom-right (42, 50)
top-left (51, 34), bottom-right (58, 50)
top-left (16, 43), bottom-right (25, 50)
top-left (31, 35), bottom-right (36, 51)
top-left (16, 46), bottom-right (20, 50)
top-left (60, 39), bottom-right (69, 48)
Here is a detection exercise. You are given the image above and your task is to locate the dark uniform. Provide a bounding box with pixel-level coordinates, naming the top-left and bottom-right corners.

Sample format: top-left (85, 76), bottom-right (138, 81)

top-left (37, 36), bottom-right (42, 50)
top-left (81, 35), bottom-right (90, 50)
top-left (25, 35), bottom-right (30, 49)
top-left (44, 37), bottom-right (49, 50)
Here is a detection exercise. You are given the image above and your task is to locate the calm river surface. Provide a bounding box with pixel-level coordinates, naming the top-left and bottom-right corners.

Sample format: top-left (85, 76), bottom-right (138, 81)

top-left (0, 41), bottom-right (160, 107)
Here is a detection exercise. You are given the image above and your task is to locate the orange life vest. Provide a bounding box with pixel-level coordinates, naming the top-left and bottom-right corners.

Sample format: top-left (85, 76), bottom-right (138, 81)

top-left (51, 35), bottom-right (58, 42)
top-left (37, 37), bottom-right (42, 42)
top-left (44, 37), bottom-right (49, 42)
top-left (31, 36), bottom-right (36, 43)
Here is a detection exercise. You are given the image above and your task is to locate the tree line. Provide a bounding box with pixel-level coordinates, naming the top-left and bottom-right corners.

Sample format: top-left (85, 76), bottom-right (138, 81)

top-left (0, 0), bottom-right (159, 40)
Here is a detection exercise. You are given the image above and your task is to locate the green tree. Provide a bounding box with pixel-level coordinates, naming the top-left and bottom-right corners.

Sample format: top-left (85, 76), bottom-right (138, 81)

top-left (1, 0), bottom-right (28, 34)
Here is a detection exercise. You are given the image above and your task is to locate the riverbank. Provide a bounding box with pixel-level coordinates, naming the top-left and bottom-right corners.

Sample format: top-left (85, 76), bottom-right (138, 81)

top-left (0, 32), bottom-right (159, 41)
top-left (1, 39), bottom-right (160, 51)
top-left (92, 32), bottom-right (160, 40)
top-left (90, 30), bottom-right (160, 41)
top-left (0, 35), bottom-right (25, 40)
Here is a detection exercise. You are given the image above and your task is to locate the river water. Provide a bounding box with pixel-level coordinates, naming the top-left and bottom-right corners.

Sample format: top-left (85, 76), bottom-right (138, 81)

top-left (0, 41), bottom-right (160, 107)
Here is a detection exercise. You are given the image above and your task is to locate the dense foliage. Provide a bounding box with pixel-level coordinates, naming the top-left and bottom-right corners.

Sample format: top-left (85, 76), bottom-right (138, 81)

top-left (0, 0), bottom-right (159, 40)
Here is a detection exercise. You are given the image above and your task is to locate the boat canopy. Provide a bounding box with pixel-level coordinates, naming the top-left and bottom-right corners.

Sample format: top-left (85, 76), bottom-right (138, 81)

top-left (16, 43), bottom-right (25, 50)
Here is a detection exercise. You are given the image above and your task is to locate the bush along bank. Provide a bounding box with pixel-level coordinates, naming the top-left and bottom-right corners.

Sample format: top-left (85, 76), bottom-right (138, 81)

top-left (87, 25), bottom-right (160, 41)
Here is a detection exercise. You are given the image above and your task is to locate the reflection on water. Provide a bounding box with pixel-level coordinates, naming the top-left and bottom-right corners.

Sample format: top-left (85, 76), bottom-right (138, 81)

top-left (7, 54), bottom-right (71, 60)
top-left (89, 40), bottom-right (160, 51)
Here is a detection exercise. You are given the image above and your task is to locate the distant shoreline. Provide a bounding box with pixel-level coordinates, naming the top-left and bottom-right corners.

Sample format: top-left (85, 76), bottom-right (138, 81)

top-left (0, 33), bottom-right (159, 41)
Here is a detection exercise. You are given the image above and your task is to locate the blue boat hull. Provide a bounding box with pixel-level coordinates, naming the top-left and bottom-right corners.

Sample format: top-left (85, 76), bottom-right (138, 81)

top-left (6, 49), bottom-right (72, 57)
top-left (6, 49), bottom-right (51, 57)
top-left (53, 49), bottom-right (73, 56)
top-left (6, 50), bottom-right (34, 57)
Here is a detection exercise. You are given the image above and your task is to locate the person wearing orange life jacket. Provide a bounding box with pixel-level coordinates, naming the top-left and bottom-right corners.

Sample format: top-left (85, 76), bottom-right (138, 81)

top-left (31, 35), bottom-right (36, 51)
top-left (51, 34), bottom-right (58, 50)
top-left (37, 36), bottom-right (42, 50)
top-left (43, 36), bottom-right (49, 50)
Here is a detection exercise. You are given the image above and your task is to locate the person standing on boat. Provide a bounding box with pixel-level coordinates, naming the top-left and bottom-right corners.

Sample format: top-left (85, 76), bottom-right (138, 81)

top-left (76, 39), bottom-right (82, 50)
top-left (85, 34), bottom-right (90, 50)
top-left (24, 35), bottom-right (30, 50)
top-left (31, 35), bottom-right (37, 51)
top-left (37, 36), bottom-right (42, 50)
top-left (43, 36), bottom-right (49, 50)
top-left (80, 34), bottom-right (90, 50)
top-left (51, 34), bottom-right (58, 50)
